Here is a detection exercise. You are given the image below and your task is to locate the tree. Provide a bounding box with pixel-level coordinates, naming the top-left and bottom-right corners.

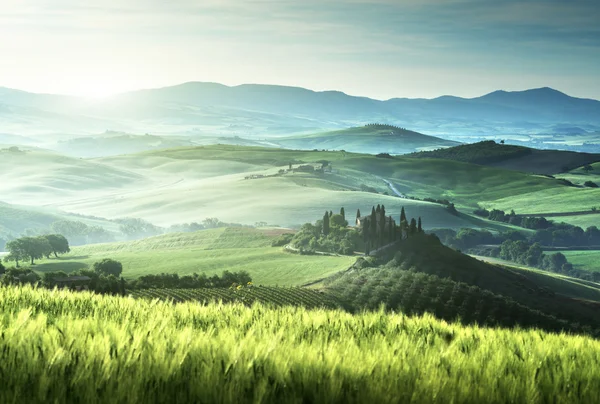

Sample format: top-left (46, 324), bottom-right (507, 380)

top-left (583, 164), bottom-right (594, 173)
top-left (400, 207), bottom-right (406, 223)
top-left (5, 239), bottom-right (26, 267)
top-left (44, 234), bottom-right (70, 258)
top-left (370, 208), bottom-right (377, 247)
top-left (330, 214), bottom-right (348, 229)
top-left (409, 218), bottom-right (417, 236)
top-left (340, 207), bottom-right (345, 221)
top-left (356, 209), bottom-right (361, 224)
top-left (0, 261), bottom-right (5, 274)
top-left (322, 211), bottom-right (330, 236)
top-left (418, 217), bottom-right (423, 233)
top-left (93, 259), bottom-right (123, 277)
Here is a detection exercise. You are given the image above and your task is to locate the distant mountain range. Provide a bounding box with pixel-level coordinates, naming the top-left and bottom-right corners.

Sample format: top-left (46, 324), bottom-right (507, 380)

top-left (1, 82), bottom-right (599, 139)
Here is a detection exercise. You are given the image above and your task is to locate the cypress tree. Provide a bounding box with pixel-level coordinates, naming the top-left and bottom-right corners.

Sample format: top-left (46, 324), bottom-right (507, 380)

top-left (418, 217), bottom-right (423, 233)
top-left (409, 218), bottom-right (417, 235)
top-left (340, 207), bottom-right (345, 220)
top-left (376, 204), bottom-right (381, 214)
top-left (329, 210), bottom-right (333, 218)
top-left (356, 209), bottom-right (361, 223)
top-left (323, 211), bottom-right (330, 236)
top-left (370, 208), bottom-right (377, 247)
top-left (400, 207), bottom-right (406, 223)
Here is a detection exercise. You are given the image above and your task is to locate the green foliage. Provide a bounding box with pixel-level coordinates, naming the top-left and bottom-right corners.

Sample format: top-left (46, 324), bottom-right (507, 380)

top-left (271, 233), bottom-right (294, 247)
top-left (3, 285), bottom-right (600, 403)
top-left (43, 234), bottom-right (70, 257)
top-left (93, 259), bottom-right (123, 277)
top-left (410, 140), bottom-right (531, 164)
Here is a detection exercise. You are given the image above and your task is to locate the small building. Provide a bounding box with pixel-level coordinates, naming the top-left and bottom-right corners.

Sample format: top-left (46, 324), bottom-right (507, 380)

top-left (54, 276), bottom-right (91, 291)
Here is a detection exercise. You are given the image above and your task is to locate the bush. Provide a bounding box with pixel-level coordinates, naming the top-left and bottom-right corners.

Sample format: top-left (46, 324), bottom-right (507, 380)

top-left (93, 259), bottom-right (123, 277)
top-left (584, 181), bottom-right (598, 188)
top-left (271, 233), bottom-right (294, 247)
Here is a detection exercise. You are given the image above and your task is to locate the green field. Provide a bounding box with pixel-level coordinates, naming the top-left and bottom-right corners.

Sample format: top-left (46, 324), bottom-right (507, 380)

top-left (556, 251), bottom-right (600, 273)
top-left (2, 285), bottom-right (600, 404)
top-left (33, 228), bottom-right (355, 286)
top-left (483, 187), bottom-right (600, 214)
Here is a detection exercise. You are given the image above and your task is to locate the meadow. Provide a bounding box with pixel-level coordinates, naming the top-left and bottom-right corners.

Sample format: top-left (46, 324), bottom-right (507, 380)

top-left (33, 228), bottom-right (355, 286)
top-left (2, 285), bottom-right (600, 403)
top-left (558, 251), bottom-right (600, 273)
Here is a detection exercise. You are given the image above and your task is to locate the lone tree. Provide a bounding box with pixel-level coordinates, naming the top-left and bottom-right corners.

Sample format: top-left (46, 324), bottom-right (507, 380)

top-left (400, 207), bottom-right (407, 223)
top-left (340, 207), bottom-right (345, 221)
top-left (44, 234), bottom-right (70, 258)
top-left (356, 209), bottom-right (361, 223)
top-left (93, 259), bottom-right (123, 277)
top-left (322, 211), bottom-right (330, 236)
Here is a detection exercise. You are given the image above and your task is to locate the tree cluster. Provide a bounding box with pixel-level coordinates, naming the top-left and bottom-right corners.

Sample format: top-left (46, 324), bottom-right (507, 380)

top-left (4, 234), bottom-right (70, 266)
top-left (473, 208), bottom-right (600, 247)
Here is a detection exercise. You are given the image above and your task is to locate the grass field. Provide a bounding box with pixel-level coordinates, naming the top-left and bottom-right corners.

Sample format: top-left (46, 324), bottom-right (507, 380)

top-left (33, 228), bottom-right (355, 286)
top-left (484, 187), bottom-right (600, 214)
top-left (2, 285), bottom-right (600, 403)
top-left (556, 251), bottom-right (600, 273)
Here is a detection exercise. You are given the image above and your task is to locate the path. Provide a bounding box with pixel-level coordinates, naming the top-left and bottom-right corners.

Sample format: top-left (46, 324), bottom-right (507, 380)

top-left (380, 178), bottom-right (405, 198)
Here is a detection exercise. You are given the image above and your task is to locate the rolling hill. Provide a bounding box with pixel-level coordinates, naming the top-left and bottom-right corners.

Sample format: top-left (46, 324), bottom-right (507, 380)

top-left (273, 124), bottom-right (460, 154)
top-left (2, 144), bottom-right (583, 231)
top-left (409, 140), bottom-right (600, 175)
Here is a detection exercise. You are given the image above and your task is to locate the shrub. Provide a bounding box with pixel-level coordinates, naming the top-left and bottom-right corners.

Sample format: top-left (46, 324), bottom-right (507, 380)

top-left (93, 259), bottom-right (123, 277)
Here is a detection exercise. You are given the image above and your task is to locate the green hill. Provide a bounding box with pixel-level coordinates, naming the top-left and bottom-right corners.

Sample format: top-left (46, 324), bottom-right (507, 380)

top-left (33, 227), bottom-right (355, 286)
top-left (410, 140), bottom-right (600, 175)
top-left (274, 124), bottom-right (459, 154)
top-left (324, 234), bottom-right (600, 333)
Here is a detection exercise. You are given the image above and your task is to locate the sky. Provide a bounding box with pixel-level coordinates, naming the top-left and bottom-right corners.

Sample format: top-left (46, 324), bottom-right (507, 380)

top-left (1, 0), bottom-right (599, 100)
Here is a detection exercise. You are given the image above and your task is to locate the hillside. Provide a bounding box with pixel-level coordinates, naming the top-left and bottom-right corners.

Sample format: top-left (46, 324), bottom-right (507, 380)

top-left (3, 144), bottom-right (583, 230)
top-left (325, 234), bottom-right (600, 333)
top-left (52, 132), bottom-right (197, 158)
top-left (33, 227), bottom-right (355, 286)
top-left (274, 124), bottom-right (459, 154)
top-left (410, 140), bottom-right (600, 175)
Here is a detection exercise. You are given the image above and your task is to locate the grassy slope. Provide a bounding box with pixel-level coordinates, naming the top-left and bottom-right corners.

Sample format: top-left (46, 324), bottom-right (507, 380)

top-left (0, 201), bottom-right (120, 238)
top-left (409, 141), bottom-right (600, 175)
top-left (484, 187), bottom-right (600, 214)
top-left (0, 148), bottom-right (144, 205)
top-left (48, 146), bottom-right (482, 229)
top-left (274, 125), bottom-right (459, 154)
top-left (33, 228), bottom-right (355, 286)
top-left (2, 144), bottom-right (585, 230)
top-left (557, 251), bottom-right (600, 273)
top-left (471, 255), bottom-right (600, 302)
top-left (4, 286), bottom-right (600, 404)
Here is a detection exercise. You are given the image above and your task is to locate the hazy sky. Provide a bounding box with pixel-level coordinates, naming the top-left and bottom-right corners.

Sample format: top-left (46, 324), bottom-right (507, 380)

top-left (2, 0), bottom-right (599, 99)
